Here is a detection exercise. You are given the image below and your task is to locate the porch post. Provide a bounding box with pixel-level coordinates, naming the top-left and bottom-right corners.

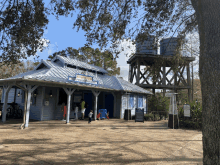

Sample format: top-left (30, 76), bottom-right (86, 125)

top-left (25, 85), bottom-right (38, 128)
top-left (91, 90), bottom-right (100, 120)
top-left (63, 88), bottom-right (76, 124)
top-left (25, 89), bottom-right (32, 128)
top-left (120, 94), bottom-right (123, 119)
top-left (2, 85), bottom-right (12, 123)
top-left (23, 90), bottom-right (28, 125)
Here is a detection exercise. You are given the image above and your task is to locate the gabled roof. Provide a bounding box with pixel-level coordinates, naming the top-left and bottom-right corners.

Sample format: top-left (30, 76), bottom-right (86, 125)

top-left (52, 55), bottom-right (108, 74)
top-left (0, 56), bottom-right (152, 95)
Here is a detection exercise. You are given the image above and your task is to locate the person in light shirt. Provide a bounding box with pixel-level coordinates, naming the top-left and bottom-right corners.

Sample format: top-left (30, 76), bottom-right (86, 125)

top-left (80, 99), bottom-right (86, 120)
top-left (88, 110), bottom-right (93, 124)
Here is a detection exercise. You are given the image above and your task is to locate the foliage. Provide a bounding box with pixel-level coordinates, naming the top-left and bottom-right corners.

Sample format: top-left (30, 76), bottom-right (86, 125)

top-left (1, 0), bottom-right (197, 62)
top-left (0, 0), bottom-right (49, 63)
top-left (0, 60), bottom-right (38, 99)
top-left (48, 46), bottom-right (120, 76)
top-left (148, 93), bottom-right (169, 119)
top-left (178, 100), bottom-right (202, 130)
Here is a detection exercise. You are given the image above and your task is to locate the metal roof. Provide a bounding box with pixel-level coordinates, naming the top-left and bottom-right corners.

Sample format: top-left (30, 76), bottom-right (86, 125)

top-left (0, 56), bottom-right (152, 95)
top-left (51, 55), bottom-right (108, 74)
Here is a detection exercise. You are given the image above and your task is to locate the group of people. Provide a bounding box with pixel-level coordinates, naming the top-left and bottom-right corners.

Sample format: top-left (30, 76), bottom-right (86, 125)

top-left (61, 98), bottom-right (93, 124)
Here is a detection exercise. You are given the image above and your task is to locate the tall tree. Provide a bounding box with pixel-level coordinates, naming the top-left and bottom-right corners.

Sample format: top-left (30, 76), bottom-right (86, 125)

top-left (0, 60), bottom-right (39, 99)
top-left (48, 46), bottom-right (120, 76)
top-left (1, 1), bottom-right (220, 163)
top-left (0, 0), bottom-right (49, 63)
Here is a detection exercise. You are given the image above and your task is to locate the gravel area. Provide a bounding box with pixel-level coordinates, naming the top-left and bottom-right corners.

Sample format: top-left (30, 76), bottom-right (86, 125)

top-left (0, 118), bottom-right (203, 165)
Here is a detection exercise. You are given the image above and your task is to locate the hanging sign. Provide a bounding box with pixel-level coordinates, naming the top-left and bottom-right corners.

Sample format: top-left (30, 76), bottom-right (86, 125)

top-left (165, 93), bottom-right (173, 97)
top-left (183, 104), bottom-right (191, 117)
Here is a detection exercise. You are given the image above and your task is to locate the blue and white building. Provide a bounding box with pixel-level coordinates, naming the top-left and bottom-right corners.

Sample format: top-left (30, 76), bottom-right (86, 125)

top-left (0, 55), bottom-right (152, 127)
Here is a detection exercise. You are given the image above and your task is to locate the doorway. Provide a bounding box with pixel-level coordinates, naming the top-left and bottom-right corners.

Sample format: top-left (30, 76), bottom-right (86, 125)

top-left (105, 93), bottom-right (114, 118)
top-left (84, 92), bottom-right (93, 117)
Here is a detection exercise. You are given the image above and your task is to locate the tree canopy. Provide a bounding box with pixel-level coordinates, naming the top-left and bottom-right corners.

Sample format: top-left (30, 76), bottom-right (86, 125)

top-left (0, 0), bottom-right (197, 63)
top-left (48, 46), bottom-right (120, 76)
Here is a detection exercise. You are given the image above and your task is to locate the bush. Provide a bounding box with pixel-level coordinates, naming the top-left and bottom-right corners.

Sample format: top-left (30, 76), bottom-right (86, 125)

top-left (148, 94), bottom-right (169, 120)
top-left (154, 114), bottom-right (160, 121)
top-left (178, 100), bottom-right (202, 130)
top-left (144, 113), bottom-right (154, 121)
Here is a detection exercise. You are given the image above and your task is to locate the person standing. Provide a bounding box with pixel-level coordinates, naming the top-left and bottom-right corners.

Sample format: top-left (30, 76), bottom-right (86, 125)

top-left (88, 110), bottom-right (93, 124)
top-left (80, 99), bottom-right (86, 120)
top-left (61, 103), bottom-right (66, 120)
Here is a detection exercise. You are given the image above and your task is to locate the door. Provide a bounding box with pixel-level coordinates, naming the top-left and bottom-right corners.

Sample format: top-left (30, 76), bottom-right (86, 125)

top-left (105, 93), bottom-right (114, 118)
top-left (84, 92), bottom-right (93, 117)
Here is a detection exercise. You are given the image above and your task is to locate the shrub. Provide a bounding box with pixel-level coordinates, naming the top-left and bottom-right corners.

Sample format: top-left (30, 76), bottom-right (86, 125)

top-left (148, 94), bottom-right (169, 119)
top-left (144, 113), bottom-right (154, 121)
top-left (178, 100), bottom-right (202, 130)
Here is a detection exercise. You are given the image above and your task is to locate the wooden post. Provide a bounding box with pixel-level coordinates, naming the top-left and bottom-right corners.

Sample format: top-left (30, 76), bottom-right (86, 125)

top-left (136, 58), bottom-right (140, 85)
top-left (191, 61), bottom-right (194, 101)
top-left (131, 65), bottom-right (135, 83)
top-left (63, 88), bottom-right (76, 124)
top-left (163, 66), bottom-right (166, 97)
top-left (2, 85), bottom-right (12, 123)
top-left (187, 63), bottom-right (191, 102)
top-left (91, 90), bottom-right (100, 120)
top-left (153, 89), bottom-right (155, 95)
top-left (128, 64), bottom-right (131, 82)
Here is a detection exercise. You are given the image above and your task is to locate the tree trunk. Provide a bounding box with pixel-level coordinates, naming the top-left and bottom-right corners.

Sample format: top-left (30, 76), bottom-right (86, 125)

top-left (191, 0), bottom-right (220, 164)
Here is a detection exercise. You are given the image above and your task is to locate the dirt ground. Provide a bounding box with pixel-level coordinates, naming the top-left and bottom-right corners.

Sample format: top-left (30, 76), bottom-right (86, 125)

top-left (0, 118), bottom-right (203, 165)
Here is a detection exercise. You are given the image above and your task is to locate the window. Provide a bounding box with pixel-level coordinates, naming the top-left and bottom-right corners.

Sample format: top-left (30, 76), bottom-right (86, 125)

top-left (138, 96), bottom-right (143, 108)
top-left (129, 95), bottom-right (134, 108)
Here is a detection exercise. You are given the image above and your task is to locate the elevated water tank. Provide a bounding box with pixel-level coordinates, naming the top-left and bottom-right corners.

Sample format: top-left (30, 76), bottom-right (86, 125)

top-left (136, 36), bottom-right (157, 55)
top-left (160, 37), bottom-right (179, 56)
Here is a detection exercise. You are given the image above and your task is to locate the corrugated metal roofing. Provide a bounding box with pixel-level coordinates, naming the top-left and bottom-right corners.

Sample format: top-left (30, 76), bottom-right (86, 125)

top-left (0, 56), bottom-right (152, 95)
top-left (52, 55), bottom-right (108, 74)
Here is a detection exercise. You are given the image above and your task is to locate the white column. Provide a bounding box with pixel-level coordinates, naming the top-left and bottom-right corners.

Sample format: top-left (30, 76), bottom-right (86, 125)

top-left (25, 85), bottom-right (38, 128)
top-left (94, 95), bottom-right (98, 120)
top-left (66, 94), bottom-right (71, 123)
top-left (23, 91), bottom-right (27, 125)
top-left (25, 90), bottom-right (32, 128)
top-left (63, 88), bottom-right (76, 124)
top-left (91, 90), bottom-right (100, 120)
top-left (2, 85), bottom-right (12, 122)
top-left (120, 94), bottom-right (123, 119)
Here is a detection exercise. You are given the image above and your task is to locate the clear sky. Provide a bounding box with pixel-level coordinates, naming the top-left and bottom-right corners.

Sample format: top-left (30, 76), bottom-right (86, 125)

top-left (26, 1), bottom-right (199, 84)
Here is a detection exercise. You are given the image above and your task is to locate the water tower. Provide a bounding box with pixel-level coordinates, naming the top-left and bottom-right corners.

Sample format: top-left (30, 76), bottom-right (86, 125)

top-left (136, 36), bottom-right (157, 55)
top-left (127, 36), bottom-right (195, 102)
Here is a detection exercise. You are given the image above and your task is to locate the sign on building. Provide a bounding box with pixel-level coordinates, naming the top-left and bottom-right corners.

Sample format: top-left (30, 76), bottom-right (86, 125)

top-left (68, 74), bottom-right (98, 85)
